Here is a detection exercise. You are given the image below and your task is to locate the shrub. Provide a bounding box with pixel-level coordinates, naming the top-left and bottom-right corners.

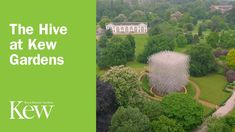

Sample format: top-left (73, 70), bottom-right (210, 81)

top-left (96, 78), bottom-right (118, 132)
top-left (110, 106), bottom-right (151, 132)
top-left (187, 43), bottom-right (217, 76)
top-left (151, 115), bottom-right (185, 132)
top-left (161, 93), bottom-right (204, 130)
top-left (226, 49), bottom-right (235, 70)
top-left (226, 70), bottom-right (235, 83)
top-left (101, 65), bottom-right (140, 106)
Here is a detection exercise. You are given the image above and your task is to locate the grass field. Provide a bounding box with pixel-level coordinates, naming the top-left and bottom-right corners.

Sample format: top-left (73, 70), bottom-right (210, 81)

top-left (191, 74), bottom-right (231, 105)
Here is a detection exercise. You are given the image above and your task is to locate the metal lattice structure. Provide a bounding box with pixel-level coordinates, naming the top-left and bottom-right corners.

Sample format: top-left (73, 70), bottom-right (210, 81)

top-left (148, 51), bottom-right (189, 95)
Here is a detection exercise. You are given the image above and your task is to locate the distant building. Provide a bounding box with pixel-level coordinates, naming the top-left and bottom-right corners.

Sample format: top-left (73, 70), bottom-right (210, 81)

top-left (105, 22), bottom-right (148, 35)
top-left (210, 5), bottom-right (233, 13)
top-left (170, 11), bottom-right (183, 21)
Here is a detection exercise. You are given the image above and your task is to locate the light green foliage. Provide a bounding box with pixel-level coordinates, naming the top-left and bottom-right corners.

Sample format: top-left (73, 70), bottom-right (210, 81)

top-left (101, 65), bottom-right (140, 106)
top-left (206, 32), bottom-right (219, 48)
top-left (227, 49), bottom-right (235, 70)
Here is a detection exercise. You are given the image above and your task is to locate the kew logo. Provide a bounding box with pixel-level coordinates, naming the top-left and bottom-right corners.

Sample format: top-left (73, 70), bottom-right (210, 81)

top-left (10, 101), bottom-right (55, 120)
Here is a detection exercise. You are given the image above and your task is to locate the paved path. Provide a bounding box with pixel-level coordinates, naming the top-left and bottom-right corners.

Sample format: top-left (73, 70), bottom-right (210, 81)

top-left (213, 91), bottom-right (235, 117)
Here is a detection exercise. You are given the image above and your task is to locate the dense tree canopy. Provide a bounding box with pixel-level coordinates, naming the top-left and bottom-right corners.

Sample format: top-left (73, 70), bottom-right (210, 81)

top-left (187, 43), bottom-right (217, 76)
top-left (110, 106), bottom-right (151, 132)
top-left (151, 115), bottom-right (185, 132)
top-left (101, 65), bottom-right (140, 106)
top-left (161, 93), bottom-right (204, 130)
top-left (176, 34), bottom-right (187, 47)
top-left (207, 116), bottom-right (235, 132)
top-left (138, 34), bottom-right (175, 63)
top-left (97, 36), bottom-right (135, 69)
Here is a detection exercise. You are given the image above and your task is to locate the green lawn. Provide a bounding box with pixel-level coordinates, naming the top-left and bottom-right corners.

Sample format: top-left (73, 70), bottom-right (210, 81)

top-left (191, 74), bottom-right (231, 105)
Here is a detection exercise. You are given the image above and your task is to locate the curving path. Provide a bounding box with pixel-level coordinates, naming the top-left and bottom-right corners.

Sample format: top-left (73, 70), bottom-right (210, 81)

top-left (139, 71), bottom-right (218, 109)
top-left (213, 91), bottom-right (235, 117)
top-left (189, 80), bottom-right (218, 109)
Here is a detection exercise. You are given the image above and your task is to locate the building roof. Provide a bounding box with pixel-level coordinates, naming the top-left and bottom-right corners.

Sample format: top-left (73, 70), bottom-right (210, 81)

top-left (107, 22), bottom-right (147, 26)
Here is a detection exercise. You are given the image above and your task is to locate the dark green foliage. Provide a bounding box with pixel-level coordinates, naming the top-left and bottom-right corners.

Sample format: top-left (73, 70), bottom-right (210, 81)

top-left (129, 10), bottom-right (147, 22)
top-left (226, 8), bottom-right (235, 25)
top-left (141, 101), bottom-right (163, 121)
top-left (151, 115), bottom-right (185, 132)
top-left (185, 32), bottom-right (194, 44)
top-left (105, 29), bottom-right (113, 38)
top-left (176, 34), bottom-right (187, 47)
top-left (187, 43), bottom-right (217, 76)
top-left (193, 34), bottom-right (199, 44)
top-left (110, 106), bottom-right (151, 132)
top-left (126, 35), bottom-right (136, 61)
top-left (98, 35), bottom-right (108, 48)
top-left (161, 93), bottom-right (204, 130)
top-left (96, 78), bottom-right (118, 132)
top-left (97, 36), bottom-right (134, 69)
top-left (184, 23), bottom-right (194, 31)
top-left (99, 16), bottom-right (111, 29)
top-left (138, 34), bottom-right (175, 63)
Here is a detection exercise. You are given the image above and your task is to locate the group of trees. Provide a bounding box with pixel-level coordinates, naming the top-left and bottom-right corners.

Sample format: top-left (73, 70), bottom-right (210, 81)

top-left (97, 35), bottom-right (135, 69)
top-left (207, 31), bottom-right (235, 49)
top-left (97, 66), bottom-right (204, 132)
top-left (137, 34), bottom-right (175, 63)
top-left (187, 43), bottom-right (216, 76)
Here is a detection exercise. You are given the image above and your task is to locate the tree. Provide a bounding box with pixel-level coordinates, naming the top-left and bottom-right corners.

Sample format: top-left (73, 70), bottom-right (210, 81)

top-left (207, 116), bottom-right (235, 132)
top-left (198, 24), bottom-right (203, 36)
top-left (96, 78), bottom-right (118, 132)
top-left (226, 8), bottom-right (235, 25)
top-left (220, 30), bottom-right (235, 49)
top-left (193, 34), bottom-right (199, 44)
top-left (185, 32), bottom-right (193, 44)
top-left (110, 106), bottom-right (151, 132)
top-left (226, 49), bottom-right (235, 70)
top-left (209, 16), bottom-right (227, 32)
top-left (101, 65), bottom-right (140, 106)
top-left (125, 35), bottom-right (136, 60)
top-left (187, 43), bottom-right (217, 76)
top-left (99, 16), bottom-right (111, 29)
top-left (97, 37), bottom-right (132, 69)
top-left (105, 29), bottom-right (113, 38)
top-left (129, 10), bottom-right (146, 22)
top-left (161, 93), bottom-right (204, 130)
top-left (98, 35), bottom-right (108, 48)
top-left (176, 34), bottom-right (187, 47)
top-left (206, 32), bottom-right (219, 48)
top-left (113, 14), bottom-right (127, 22)
top-left (137, 34), bottom-right (175, 63)
top-left (141, 101), bottom-right (163, 121)
top-left (151, 115), bottom-right (185, 132)
top-left (184, 23), bottom-right (194, 31)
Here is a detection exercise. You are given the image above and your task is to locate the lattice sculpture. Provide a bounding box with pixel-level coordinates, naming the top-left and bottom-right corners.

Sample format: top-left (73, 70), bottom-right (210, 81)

top-left (148, 51), bottom-right (189, 95)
